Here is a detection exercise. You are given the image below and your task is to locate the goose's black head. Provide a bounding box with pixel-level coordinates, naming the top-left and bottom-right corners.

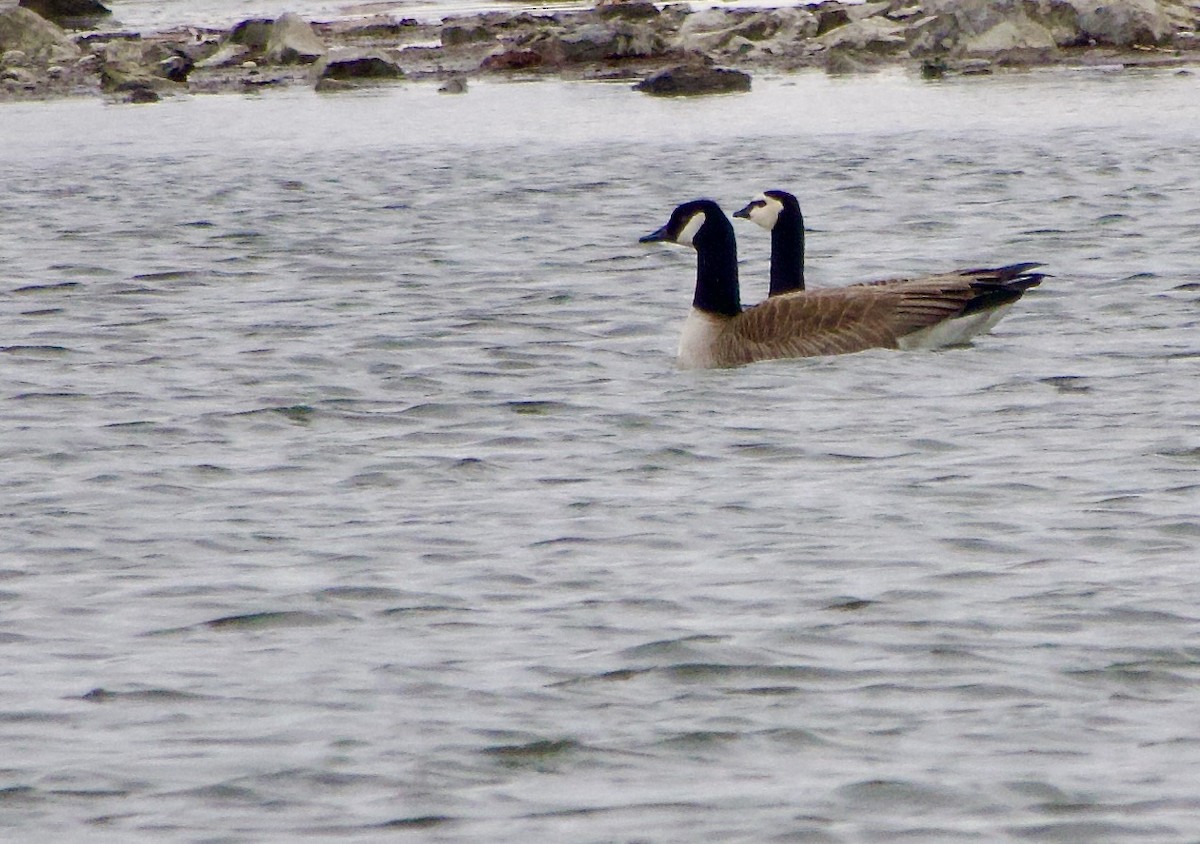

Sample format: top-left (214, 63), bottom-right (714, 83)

top-left (641, 199), bottom-right (741, 317)
top-left (734, 189), bottom-right (805, 295)
top-left (733, 189), bottom-right (801, 232)
top-left (640, 199), bottom-right (729, 249)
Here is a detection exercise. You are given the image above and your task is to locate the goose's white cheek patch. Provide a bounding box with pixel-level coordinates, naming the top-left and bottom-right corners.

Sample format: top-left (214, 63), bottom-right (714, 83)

top-left (749, 196), bottom-right (784, 231)
top-left (677, 211), bottom-right (706, 247)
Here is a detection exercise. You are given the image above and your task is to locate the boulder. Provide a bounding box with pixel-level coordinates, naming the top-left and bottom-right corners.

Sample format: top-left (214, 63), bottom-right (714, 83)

top-left (0, 6), bottom-right (81, 63)
top-left (815, 16), bottom-right (908, 53)
top-left (195, 42), bottom-right (251, 68)
top-left (263, 12), bottom-right (325, 64)
top-left (594, 1), bottom-right (660, 22)
top-left (910, 0), bottom-right (1072, 57)
top-left (537, 20), bottom-right (664, 63)
top-left (888, 4), bottom-right (924, 20)
top-left (314, 50), bottom-right (403, 81)
top-left (441, 23), bottom-right (493, 47)
top-left (19, 0), bottom-right (110, 28)
top-left (737, 7), bottom-right (820, 58)
top-left (228, 18), bottom-right (273, 51)
top-left (158, 52), bottom-right (193, 82)
top-left (124, 85), bottom-right (159, 103)
top-left (847, 1), bottom-right (893, 21)
top-left (634, 63), bottom-right (751, 96)
top-left (480, 48), bottom-right (542, 70)
top-left (813, 3), bottom-right (852, 35)
top-left (823, 50), bottom-right (872, 72)
top-left (1072, 0), bottom-right (1174, 46)
top-left (960, 17), bottom-right (1057, 58)
top-left (98, 40), bottom-right (174, 94)
top-left (677, 9), bottom-right (797, 52)
top-left (1, 64), bottom-right (40, 87)
top-left (1028, 0), bottom-right (1091, 46)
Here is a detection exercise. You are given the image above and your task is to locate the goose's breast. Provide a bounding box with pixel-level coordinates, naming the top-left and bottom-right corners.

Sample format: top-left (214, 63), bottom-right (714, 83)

top-left (677, 308), bottom-right (728, 369)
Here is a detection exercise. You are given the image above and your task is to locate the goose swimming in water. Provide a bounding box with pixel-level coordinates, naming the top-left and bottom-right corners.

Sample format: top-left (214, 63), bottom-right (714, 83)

top-left (733, 187), bottom-right (1044, 295)
top-left (641, 198), bottom-right (1045, 370)
top-left (733, 189), bottom-right (807, 295)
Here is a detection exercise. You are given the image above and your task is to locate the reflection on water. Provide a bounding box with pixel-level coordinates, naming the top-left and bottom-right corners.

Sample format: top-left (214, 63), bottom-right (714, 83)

top-left (2, 73), bottom-right (1200, 841)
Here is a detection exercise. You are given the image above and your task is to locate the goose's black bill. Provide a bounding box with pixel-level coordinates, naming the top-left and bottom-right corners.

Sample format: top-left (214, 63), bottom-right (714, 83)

top-left (732, 200), bottom-right (761, 219)
top-left (640, 225), bottom-right (670, 243)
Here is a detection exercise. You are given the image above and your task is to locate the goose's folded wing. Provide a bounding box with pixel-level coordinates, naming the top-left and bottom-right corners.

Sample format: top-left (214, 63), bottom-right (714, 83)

top-left (720, 276), bottom-right (1012, 363)
top-left (721, 287), bottom-right (907, 361)
top-left (848, 263), bottom-right (1045, 289)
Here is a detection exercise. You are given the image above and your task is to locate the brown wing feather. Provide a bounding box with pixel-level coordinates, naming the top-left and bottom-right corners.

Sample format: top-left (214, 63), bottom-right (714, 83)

top-left (710, 272), bottom-right (1002, 367)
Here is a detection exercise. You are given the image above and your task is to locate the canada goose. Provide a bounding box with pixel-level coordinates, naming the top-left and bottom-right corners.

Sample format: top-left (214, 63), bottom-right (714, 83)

top-left (733, 189), bottom-right (805, 295)
top-left (641, 198), bottom-right (1044, 370)
top-left (734, 187), bottom-right (1040, 292)
top-left (735, 188), bottom-right (925, 294)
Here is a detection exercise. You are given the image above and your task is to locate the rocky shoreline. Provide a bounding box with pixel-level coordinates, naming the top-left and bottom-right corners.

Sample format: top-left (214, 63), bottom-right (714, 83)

top-left (2, 0), bottom-right (1199, 102)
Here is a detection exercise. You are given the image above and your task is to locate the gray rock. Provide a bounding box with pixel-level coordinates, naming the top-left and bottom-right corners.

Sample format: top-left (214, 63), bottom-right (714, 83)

top-left (1, 64), bottom-right (40, 86)
top-left (314, 50), bottom-right (403, 83)
top-left (824, 50), bottom-right (871, 72)
top-left (479, 48), bottom-right (542, 70)
top-left (441, 23), bottom-right (493, 47)
top-left (910, 0), bottom-right (1069, 58)
top-left (815, 16), bottom-right (908, 53)
top-left (195, 42), bottom-right (251, 68)
top-left (158, 52), bottom-right (192, 81)
top-left (2, 48), bottom-right (30, 66)
top-left (540, 20), bottom-right (664, 63)
top-left (124, 85), bottom-right (159, 103)
top-left (888, 4), bottom-right (924, 20)
top-left (438, 75), bottom-right (468, 93)
top-left (0, 6), bottom-right (81, 63)
top-left (97, 39), bottom-right (182, 93)
top-left (847, 1), bottom-right (893, 22)
top-left (961, 17), bottom-right (1056, 58)
top-left (595, 1), bottom-right (661, 21)
top-left (813, 3), bottom-right (852, 36)
top-left (1029, 0), bottom-right (1091, 46)
top-left (1072, 0), bottom-right (1174, 46)
top-left (740, 7), bottom-right (820, 57)
top-left (228, 19), bottom-right (273, 51)
top-left (19, 0), bottom-right (110, 28)
top-left (264, 12), bottom-right (325, 64)
top-left (677, 9), bottom-right (802, 53)
top-left (677, 9), bottom-right (738, 50)
top-left (634, 63), bottom-right (751, 96)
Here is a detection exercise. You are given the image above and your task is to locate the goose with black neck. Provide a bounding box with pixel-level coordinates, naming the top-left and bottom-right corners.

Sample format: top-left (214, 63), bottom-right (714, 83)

top-left (642, 198), bottom-right (1045, 370)
top-left (734, 189), bottom-right (805, 295)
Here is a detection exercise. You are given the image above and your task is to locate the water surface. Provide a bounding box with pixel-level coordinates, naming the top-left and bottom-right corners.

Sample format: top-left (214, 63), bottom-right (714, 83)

top-left (2, 71), bottom-right (1200, 841)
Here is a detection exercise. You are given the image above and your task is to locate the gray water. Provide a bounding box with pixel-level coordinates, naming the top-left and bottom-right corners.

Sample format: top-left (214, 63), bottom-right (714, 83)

top-left (2, 70), bottom-right (1200, 841)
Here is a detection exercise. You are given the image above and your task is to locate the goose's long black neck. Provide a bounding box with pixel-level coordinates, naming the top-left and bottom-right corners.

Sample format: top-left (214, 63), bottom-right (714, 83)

top-left (770, 205), bottom-right (805, 295)
top-left (693, 211), bottom-right (741, 318)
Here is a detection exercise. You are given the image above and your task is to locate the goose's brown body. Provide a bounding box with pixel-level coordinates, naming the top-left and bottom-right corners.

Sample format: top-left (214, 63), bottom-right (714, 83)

top-left (678, 265), bottom-right (1042, 369)
top-left (642, 198), bottom-right (1044, 370)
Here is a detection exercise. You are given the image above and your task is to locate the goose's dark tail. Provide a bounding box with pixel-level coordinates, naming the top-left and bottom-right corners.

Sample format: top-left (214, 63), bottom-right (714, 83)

top-left (962, 263), bottom-right (1046, 315)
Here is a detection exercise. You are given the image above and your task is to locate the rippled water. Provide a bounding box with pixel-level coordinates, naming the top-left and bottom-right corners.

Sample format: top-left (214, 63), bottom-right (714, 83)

top-left (3, 71), bottom-right (1200, 841)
